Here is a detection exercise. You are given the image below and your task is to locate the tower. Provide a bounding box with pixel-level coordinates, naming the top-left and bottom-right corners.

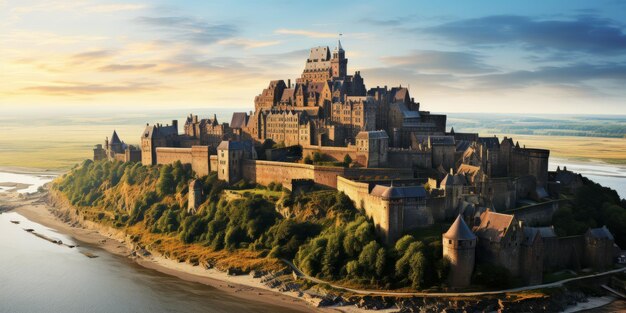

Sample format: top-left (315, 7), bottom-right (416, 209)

top-left (331, 40), bottom-right (347, 79)
top-left (442, 215), bottom-right (476, 288)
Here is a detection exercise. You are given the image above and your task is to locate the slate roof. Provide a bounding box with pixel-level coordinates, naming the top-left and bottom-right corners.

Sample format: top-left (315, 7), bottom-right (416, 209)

top-left (429, 136), bottom-right (455, 146)
top-left (587, 226), bottom-right (614, 240)
top-left (370, 184), bottom-right (427, 199)
top-left (456, 140), bottom-right (472, 152)
top-left (473, 211), bottom-right (516, 243)
top-left (356, 130), bottom-right (388, 140)
top-left (441, 173), bottom-right (466, 186)
top-left (524, 226), bottom-right (557, 245)
top-left (230, 112), bottom-right (249, 129)
top-left (444, 215), bottom-right (476, 240)
top-left (142, 124), bottom-right (177, 139)
top-left (479, 137), bottom-right (501, 149)
top-left (110, 131), bottom-right (122, 144)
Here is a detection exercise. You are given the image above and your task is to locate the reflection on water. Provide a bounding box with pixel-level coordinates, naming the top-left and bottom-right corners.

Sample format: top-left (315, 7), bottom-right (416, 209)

top-left (0, 212), bottom-right (302, 313)
top-left (550, 157), bottom-right (626, 199)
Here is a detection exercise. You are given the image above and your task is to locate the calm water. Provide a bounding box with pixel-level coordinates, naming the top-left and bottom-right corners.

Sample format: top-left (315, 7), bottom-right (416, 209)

top-left (0, 212), bottom-right (303, 313)
top-left (550, 157), bottom-right (626, 199)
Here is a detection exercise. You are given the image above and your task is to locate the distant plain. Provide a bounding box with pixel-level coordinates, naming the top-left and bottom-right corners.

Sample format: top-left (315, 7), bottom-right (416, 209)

top-left (0, 110), bottom-right (624, 170)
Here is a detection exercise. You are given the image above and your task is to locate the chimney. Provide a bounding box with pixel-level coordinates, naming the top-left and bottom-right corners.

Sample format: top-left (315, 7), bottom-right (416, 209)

top-left (288, 79), bottom-right (291, 88)
top-left (172, 119), bottom-right (178, 131)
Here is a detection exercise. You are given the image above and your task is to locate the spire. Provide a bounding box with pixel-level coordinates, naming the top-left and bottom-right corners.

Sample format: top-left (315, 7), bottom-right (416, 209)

top-left (110, 130), bottom-right (122, 144)
top-left (337, 39), bottom-right (343, 51)
top-left (444, 215), bottom-right (476, 240)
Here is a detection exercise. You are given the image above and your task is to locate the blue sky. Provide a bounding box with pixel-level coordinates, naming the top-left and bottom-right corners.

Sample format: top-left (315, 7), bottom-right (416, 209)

top-left (2, 0), bottom-right (626, 114)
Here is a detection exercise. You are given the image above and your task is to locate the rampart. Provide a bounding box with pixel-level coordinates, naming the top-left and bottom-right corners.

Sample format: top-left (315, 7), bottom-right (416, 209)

top-left (240, 160), bottom-right (413, 189)
top-left (155, 146), bottom-right (211, 177)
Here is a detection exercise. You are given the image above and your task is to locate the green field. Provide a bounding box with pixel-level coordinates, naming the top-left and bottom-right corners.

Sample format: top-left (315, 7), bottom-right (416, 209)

top-left (0, 112), bottom-right (624, 170)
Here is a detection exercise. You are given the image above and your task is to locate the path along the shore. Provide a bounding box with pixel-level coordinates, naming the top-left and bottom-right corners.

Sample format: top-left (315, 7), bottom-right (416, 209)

top-left (283, 259), bottom-right (626, 297)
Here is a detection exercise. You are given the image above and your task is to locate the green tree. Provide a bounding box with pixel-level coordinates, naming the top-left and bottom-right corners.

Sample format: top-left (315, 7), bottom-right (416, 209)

top-left (157, 165), bottom-right (175, 196)
top-left (343, 154), bottom-right (352, 167)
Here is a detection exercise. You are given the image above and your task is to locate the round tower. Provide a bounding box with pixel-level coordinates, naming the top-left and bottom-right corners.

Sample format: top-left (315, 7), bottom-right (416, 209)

top-left (442, 215), bottom-right (476, 288)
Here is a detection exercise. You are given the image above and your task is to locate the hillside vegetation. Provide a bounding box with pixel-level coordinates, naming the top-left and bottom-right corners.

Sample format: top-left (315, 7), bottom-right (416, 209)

top-left (54, 160), bottom-right (449, 290)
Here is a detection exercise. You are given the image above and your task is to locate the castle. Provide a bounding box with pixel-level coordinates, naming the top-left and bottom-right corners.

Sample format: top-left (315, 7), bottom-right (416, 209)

top-left (94, 41), bottom-right (619, 288)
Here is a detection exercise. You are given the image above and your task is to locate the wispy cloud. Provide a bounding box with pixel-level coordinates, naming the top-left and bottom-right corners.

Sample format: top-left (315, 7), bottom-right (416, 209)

top-left (426, 14), bottom-right (626, 55)
top-left (217, 38), bottom-right (281, 49)
top-left (11, 1), bottom-right (147, 14)
top-left (274, 29), bottom-right (337, 38)
top-left (381, 50), bottom-right (496, 74)
top-left (98, 63), bottom-right (156, 71)
top-left (135, 16), bottom-right (237, 44)
top-left (71, 50), bottom-right (115, 63)
top-left (22, 81), bottom-right (160, 96)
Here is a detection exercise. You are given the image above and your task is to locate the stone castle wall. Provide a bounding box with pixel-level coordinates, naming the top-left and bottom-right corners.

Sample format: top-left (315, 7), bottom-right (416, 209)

top-left (504, 199), bottom-right (562, 226)
top-left (387, 149), bottom-right (431, 169)
top-left (302, 145), bottom-right (357, 163)
top-left (239, 160), bottom-right (413, 189)
top-left (155, 146), bottom-right (210, 177)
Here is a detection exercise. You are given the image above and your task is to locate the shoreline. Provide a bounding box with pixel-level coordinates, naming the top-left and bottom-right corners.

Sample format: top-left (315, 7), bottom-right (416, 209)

top-left (9, 195), bottom-right (328, 313)
top-left (8, 192), bottom-right (623, 313)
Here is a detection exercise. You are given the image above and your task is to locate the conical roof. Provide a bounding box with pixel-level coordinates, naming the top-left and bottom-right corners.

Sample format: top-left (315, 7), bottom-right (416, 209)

top-left (443, 215), bottom-right (476, 240)
top-left (110, 130), bottom-right (122, 144)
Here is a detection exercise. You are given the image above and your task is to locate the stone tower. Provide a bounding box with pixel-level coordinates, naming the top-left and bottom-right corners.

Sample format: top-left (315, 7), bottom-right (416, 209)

top-left (442, 215), bottom-right (476, 288)
top-left (331, 40), bottom-right (347, 79)
top-left (188, 179), bottom-right (203, 214)
top-left (217, 141), bottom-right (244, 184)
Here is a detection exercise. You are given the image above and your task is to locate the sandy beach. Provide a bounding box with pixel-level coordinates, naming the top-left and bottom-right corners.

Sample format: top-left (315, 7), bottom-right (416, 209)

top-left (0, 188), bottom-right (387, 313)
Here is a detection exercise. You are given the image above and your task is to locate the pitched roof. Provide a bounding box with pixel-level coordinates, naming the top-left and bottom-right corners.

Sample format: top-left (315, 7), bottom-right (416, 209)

top-left (444, 215), bottom-right (476, 240)
top-left (356, 130), bottom-right (388, 140)
top-left (441, 173), bottom-right (466, 186)
top-left (524, 226), bottom-right (556, 245)
top-left (473, 211), bottom-right (516, 243)
top-left (479, 137), bottom-right (500, 149)
top-left (230, 112), bottom-right (249, 129)
top-left (370, 184), bottom-right (427, 199)
top-left (428, 136), bottom-right (455, 146)
top-left (110, 130), bottom-right (122, 144)
top-left (587, 226), bottom-right (614, 240)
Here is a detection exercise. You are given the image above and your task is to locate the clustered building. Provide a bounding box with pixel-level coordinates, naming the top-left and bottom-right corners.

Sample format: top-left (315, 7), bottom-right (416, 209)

top-left (94, 41), bottom-right (619, 288)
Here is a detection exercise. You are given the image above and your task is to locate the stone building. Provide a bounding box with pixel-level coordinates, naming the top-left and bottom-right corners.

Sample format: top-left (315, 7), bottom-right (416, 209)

top-left (217, 140), bottom-right (257, 184)
top-left (93, 131), bottom-right (141, 163)
top-left (442, 215), bottom-right (477, 288)
top-left (442, 212), bottom-right (619, 288)
top-left (184, 114), bottom-right (233, 148)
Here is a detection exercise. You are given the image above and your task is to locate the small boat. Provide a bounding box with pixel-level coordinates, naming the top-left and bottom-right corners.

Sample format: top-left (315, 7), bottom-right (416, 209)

top-left (23, 228), bottom-right (34, 232)
top-left (10, 220), bottom-right (20, 224)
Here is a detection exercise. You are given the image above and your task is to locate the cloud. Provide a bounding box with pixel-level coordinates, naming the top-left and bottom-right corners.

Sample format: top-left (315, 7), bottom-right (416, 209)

top-left (11, 1), bottom-right (146, 14)
top-left (474, 62), bottom-right (626, 88)
top-left (426, 15), bottom-right (626, 55)
top-left (274, 29), bottom-right (337, 38)
top-left (22, 81), bottom-right (160, 96)
top-left (359, 17), bottom-right (404, 27)
top-left (135, 16), bottom-right (237, 44)
top-left (71, 50), bottom-right (115, 62)
top-left (217, 38), bottom-right (280, 49)
top-left (380, 50), bottom-right (496, 74)
top-left (85, 3), bottom-right (146, 13)
top-left (98, 63), bottom-right (156, 71)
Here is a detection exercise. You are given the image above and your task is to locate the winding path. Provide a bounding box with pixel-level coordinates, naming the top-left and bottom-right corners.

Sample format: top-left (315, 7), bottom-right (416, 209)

top-left (282, 259), bottom-right (626, 297)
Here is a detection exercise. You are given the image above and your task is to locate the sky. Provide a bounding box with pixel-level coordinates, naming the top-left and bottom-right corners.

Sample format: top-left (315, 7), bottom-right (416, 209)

top-left (1, 0), bottom-right (626, 115)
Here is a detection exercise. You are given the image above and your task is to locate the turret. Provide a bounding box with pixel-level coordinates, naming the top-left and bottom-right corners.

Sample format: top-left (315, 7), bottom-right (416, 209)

top-left (442, 215), bottom-right (476, 288)
top-left (331, 40), bottom-right (347, 79)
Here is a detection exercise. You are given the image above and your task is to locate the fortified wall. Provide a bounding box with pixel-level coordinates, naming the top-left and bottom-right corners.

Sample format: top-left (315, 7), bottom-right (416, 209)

top-left (154, 146), bottom-right (210, 177)
top-left (239, 160), bottom-right (413, 189)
